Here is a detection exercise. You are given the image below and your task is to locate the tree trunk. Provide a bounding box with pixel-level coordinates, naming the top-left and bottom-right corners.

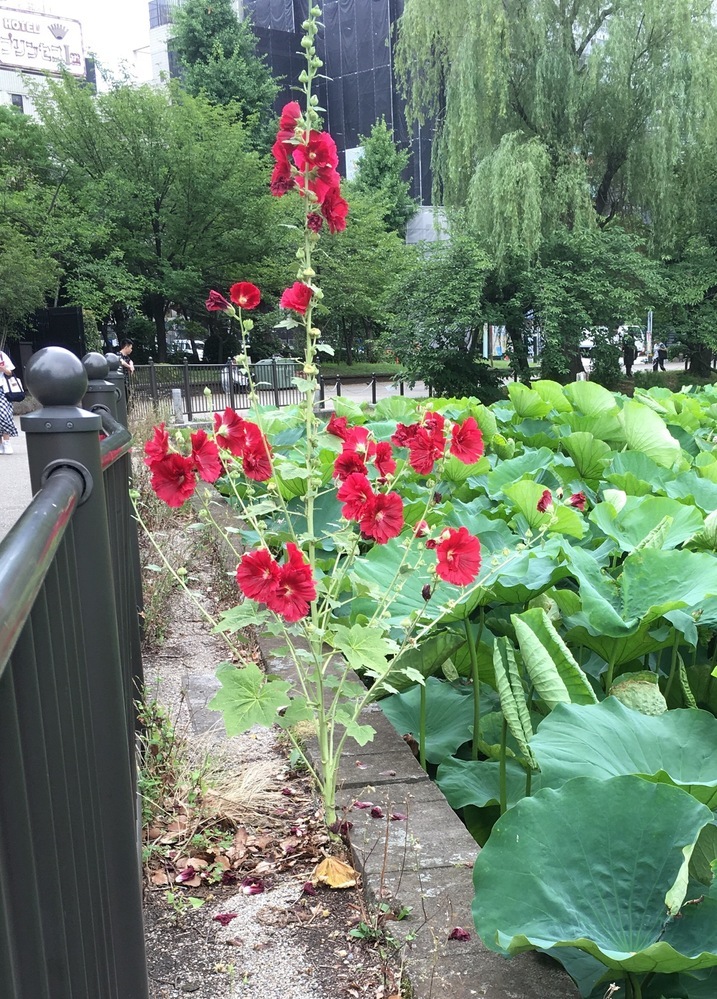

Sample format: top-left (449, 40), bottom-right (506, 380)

top-left (689, 347), bottom-right (713, 378)
top-left (149, 295), bottom-right (168, 362)
top-left (507, 327), bottom-right (531, 383)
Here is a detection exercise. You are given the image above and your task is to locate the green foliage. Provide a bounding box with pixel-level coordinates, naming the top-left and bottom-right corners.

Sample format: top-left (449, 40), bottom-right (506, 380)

top-left (351, 118), bottom-right (418, 236)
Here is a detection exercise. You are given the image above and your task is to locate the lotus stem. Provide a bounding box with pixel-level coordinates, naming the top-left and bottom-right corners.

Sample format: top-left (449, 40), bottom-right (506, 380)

top-left (626, 972), bottom-right (643, 999)
top-left (419, 680), bottom-right (427, 770)
top-left (499, 716), bottom-right (508, 815)
top-left (664, 634), bottom-right (680, 702)
top-left (466, 610), bottom-right (484, 760)
top-left (605, 649), bottom-right (618, 692)
top-left (525, 768), bottom-right (532, 798)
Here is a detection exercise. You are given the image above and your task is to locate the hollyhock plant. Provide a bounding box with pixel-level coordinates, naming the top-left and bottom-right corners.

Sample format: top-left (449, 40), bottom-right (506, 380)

top-left (229, 282), bottom-right (261, 310)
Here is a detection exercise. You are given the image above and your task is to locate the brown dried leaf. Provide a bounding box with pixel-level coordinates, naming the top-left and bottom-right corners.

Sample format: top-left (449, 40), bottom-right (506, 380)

top-left (312, 857), bottom-right (357, 889)
top-left (150, 870), bottom-right (170, 886)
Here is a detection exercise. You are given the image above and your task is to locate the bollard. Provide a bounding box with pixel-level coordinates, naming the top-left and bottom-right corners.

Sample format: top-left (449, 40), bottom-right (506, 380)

top-left (370, 374), bottom-right (377, 405)
top-left (104, 353), bottom-right (128, 427)
top-left (82, 353), bottom-right (118, 420)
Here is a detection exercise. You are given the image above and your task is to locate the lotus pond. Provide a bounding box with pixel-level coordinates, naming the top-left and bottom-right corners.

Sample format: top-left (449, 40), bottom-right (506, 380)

top-left (217, 377), bottom-right (717, 999)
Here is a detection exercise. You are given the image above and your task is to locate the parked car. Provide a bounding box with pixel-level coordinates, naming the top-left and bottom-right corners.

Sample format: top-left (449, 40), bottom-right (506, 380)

top-left (221, 360), bottom-right (249, 393)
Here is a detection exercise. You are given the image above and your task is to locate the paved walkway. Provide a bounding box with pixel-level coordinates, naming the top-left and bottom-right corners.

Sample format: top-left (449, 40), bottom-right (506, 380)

top-left (0, 417), bottom-right (31, 543)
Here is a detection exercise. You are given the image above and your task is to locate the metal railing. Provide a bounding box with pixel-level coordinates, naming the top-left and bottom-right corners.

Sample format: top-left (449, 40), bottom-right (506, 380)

top-left (0, 348), bottom-right (148, 998)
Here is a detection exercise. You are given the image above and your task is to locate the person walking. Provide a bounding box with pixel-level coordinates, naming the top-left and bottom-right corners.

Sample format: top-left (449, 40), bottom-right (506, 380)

top-left (0, 349), bottom-right (20, 453)
top-left (653, 341), bottom-right (667, 372)
top-left (622, 332), bottom-right (636, 377)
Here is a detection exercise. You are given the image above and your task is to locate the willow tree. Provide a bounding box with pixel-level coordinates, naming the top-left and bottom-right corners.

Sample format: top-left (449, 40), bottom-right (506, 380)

top-left (396, 0), bottom-right (717, 377)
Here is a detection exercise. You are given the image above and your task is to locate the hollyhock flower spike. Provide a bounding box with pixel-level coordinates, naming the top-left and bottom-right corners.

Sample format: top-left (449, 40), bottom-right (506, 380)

top-left (537, 489), bottom-right (553, 513)
top-left (205, 289), bottom-right (231, 313)
top-left (229, 282), bottom-right (261, 310)
top-left (568, 492), bottom-right (587, 511)
top-left (280, 282), bottom-right (314, 315)
top-left (435, 527), bottom-right (482, 586)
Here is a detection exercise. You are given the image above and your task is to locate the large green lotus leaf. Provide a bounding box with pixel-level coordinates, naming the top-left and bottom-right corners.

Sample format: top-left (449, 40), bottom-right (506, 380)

top-left (374, 631), bottom-right (467, 697)
top-left (440, 454), bottom-right (490, 483)
top-left (443, 505), bottom-right (516, 549)
top-left (512, 419), bottom-right (559, 449)
top-left (621, 548), bottom-right (717, 623)
top-left (483, 447), bottom-right (555, 498)
top-left (487, 542), bottom-right (572, 605)
top-left (620, 400), bottom-right (681, 468)
top-left (472, 775), bottom-right (717, 974)
top-left (666, 472), bottom-right (717, 513)
top-left (372, 396), bottom-right (419, 421)
top-left (507, 382), bottom-right (553, 419)
top-left (562, 432), bottom-right (612, 480)
top-left (589, 496), bottom-right (704, 552)
top-left (504, 481), bottom-right (585, 538)
top-left (380, 677), bottom-right (477, 763)
top-left (512, 607), bottom-right (597, 707)
top-left (562, 543), bottom-right (636, 636)
top-left (563, 381), bottom-right (619, 417)
top-left (605, 452), bottom-right (672, 494)
top-left (558, 410), bottom-right (626, 444)
top-left (530, 379), bottom-right (573, 413)
top-left (332, 396), bottom-right (365, 421)
top-left (531, 699), bottom-right (717, 807)
top-left (436, 756), bottom-right (541, 810)
top-left (559, 619), bottom-right (673, 670)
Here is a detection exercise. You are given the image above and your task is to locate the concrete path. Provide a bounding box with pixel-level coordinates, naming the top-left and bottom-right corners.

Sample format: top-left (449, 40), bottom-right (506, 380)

top-left (0, 417), bottom-right (31, 543)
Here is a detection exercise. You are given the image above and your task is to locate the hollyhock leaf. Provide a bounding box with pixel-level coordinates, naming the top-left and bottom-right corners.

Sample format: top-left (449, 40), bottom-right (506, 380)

top-left (277, 696), bottom-right (314, 728)
top-left (215, 603), bottom-right (272, 633)
top-left (330, 624), bottom-right (398, 676)
top-left (209, 662), bottom-right (292, 735)
top-left (333, 708), bottom-right (377, 747)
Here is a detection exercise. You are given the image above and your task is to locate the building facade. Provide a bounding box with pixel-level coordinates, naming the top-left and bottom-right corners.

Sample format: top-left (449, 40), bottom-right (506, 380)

top-left (0, 1), bottom-right (91, 114)
top-left (148, 0), bottom-right (432, 203)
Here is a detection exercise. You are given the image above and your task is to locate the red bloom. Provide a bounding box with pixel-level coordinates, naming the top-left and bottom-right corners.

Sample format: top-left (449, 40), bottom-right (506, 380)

top-left (343, 425), bottom-right (375, 460)
top-left (279, 101), bottom-right (302, 133)
top-left (568, 492), bottom-right (587, 512)
top-left (450, 417), bottom-right (484, 464)
top-left (414, 520), bottom-right (429, 538)
top-left (307, 212), bottom-right (323, 233)
top-left (241, 423), bottom-right (272, 481)
top-left (190, 428), bottom-right (222, 482)
top-left (270, 155), bottom-right (294, 197)
top-left (537, 489), bottom-right (553, 513)
top-left (424, 411), bottom-right (446, 435)
top-left (326, 413), bottom-right (350, 439)
top-left (150, 453), bottom-right (196, 508)
top-left (229, 282), bottom-right (261, 310)
top-left (321, 184), bottom-right (349, 233)
top-left (333, 450), bottom-right (368, 481)
top-left (374, 441), bottom-right (396, 477)
top-left (292, 131), bottom-right (339, 175)
top-left (236, 548), bottom-right (280, 604)
top-left (213, 408), bottom-right (247, 457)
top-left (206, 289), bottom-right (231, 312)
top-left (280, 282), bottom-right (314, 315)
top-left (435, 527), bottom-right (481, 586)
top-left (407, 427), bottom-right (444, 475)
top-left (391, 422), bottom-right (420, 447)
top-left (265, 543), bottom-right (317, 622)
top-left (360, 492), bottom-right (404, 544)
top-left (144, 422), bottom-right (169, 468)
top-left (337, 472), bottom-right (374, 521)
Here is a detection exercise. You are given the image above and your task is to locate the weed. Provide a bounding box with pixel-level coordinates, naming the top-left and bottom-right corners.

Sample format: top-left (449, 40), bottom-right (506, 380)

top-left (164, 891), bottom-right (205, 920)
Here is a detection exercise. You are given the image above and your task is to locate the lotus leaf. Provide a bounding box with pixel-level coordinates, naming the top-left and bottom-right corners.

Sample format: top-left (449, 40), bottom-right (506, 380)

top-left (620, 399), bottom-right (681, 468)
top-left (589, 495), bottom-right (704, 552)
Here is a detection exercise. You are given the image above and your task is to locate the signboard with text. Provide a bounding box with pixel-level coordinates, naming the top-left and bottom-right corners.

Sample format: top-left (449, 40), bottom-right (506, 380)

top-left (0, 6), bottom-right (84, 77)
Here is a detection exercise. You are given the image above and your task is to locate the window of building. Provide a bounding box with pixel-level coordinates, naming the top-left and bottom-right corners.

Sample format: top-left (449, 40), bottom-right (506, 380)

top-left (10, 94), bottom-right (24, 112)
top-left (149, 0), bottom-right (173, 29)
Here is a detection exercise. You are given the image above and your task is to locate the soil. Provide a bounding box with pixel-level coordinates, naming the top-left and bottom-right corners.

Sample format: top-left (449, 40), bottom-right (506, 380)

top-left (139, 512), bottom-right (405, 999)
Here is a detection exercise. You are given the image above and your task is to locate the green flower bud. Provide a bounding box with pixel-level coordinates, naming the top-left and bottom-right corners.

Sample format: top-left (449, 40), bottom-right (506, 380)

top-left (203, 386), bottom-right (212, 397)
top-left (301, 36), bottom-right (312, 48)
top-left (298, 70), bottom-right (309, 83)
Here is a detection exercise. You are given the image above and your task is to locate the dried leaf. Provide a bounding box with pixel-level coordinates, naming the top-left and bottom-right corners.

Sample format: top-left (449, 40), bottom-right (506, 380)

top-left (313, 857), bottom-right (357, 889)
top-left (150, 870), bottom-right (170, 886)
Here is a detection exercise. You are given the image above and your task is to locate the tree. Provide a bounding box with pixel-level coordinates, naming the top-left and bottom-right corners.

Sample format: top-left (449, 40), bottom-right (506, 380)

top-left (33, 76), bottom-right (274, 359)
top-left (0, 228), bottom-right (59, 345)
top-left (171, 0), bottom-right (278, 144)
top-left (382, 218), bottom-right (504, 401)
top-left (352, 118), bottom-right (417, 237)
top-left (396, 1), bottom-right (717, 376)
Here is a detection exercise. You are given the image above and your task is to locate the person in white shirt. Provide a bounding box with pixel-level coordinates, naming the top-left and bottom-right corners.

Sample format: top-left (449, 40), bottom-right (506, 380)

top-left (0, 350), bottom-right (20, 454)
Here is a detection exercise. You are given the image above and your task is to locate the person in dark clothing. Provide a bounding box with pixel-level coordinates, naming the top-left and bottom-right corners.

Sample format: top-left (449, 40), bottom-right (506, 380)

top-left (653, 342), bottom-right (667, 372)
top-left (622, 334), bottom-right (636, 377)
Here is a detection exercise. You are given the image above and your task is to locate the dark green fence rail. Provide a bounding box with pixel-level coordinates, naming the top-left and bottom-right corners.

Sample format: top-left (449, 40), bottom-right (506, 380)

top-left (0, 348), bottom-right (148, 999)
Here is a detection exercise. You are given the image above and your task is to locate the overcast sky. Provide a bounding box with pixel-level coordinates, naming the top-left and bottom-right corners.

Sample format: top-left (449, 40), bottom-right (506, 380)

top-left (44, 0), bottom-right (152, 79)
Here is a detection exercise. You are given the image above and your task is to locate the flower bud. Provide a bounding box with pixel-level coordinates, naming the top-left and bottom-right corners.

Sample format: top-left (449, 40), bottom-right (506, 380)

top-left (302, 267), bottom-right (316, 278)
top-left (310, 95), bottom-right (319, 106)
top-left (314, 288), bottom-right (324, 300)
top-left (422, 584), bottom-right (432, 601)
top-left (301, 36), bottom-right (312, 48)
top-left (203, 386), bottom-right (212, 397)
top-left (311, 5), bottom-right (321, 14)
top-left (299, 70), bottom-right (309, 83)
top-left (310, 327), bottom-right (321, 337)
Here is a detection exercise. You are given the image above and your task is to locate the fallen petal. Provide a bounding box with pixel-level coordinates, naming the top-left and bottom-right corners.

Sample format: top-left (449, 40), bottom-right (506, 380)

top-left (241, 876), bottom-right (265, 895)
top-left (213, 912), bottom-right (239, 927)
top-left (302, 882), bottom-right (317, 896)
top-left (370, 806), bottom-right (384, 819)
top-left (390, 812), bottom-right (408, 822)
top-left (353, 801), bottom-right (373, 810)
top-left (448, 927), bottom-right (471, 941)
top-left (355, 761), bottom-right (369, 770)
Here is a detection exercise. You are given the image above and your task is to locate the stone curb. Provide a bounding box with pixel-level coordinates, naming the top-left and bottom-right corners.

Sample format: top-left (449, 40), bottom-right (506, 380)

top-left (187, 486), bottom-right (579, 999)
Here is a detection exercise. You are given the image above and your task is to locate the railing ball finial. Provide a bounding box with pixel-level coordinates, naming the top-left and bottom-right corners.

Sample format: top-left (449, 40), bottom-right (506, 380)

top-left (82, 352), bottom-right (110, 381)
top-left (25, 347), bottom-right (89, 407)
top-left (105, 352), bottom-right (120, 372)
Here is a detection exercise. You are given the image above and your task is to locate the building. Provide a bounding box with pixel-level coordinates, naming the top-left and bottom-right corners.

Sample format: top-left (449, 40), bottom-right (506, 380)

top-left (0, 1), bottom-right (92, 114)
top-left (148, 0), bottom-right (432, 204)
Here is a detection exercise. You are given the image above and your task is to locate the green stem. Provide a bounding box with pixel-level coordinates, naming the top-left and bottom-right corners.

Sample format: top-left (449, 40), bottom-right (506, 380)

top-left (525, 768), bottom-right (532, 798)
top-left (499, 717), bottom-right (508, 815)
top-left (627, 972), bottom-right (643, 999)
top-left (419, 681), bottom-right (427, 771)
top-left (664, 634), bottom-right (680, 702)
top-left (605, 649), bottom-right (618, 693)
top-left (465, 609), bottom-right (485, 760)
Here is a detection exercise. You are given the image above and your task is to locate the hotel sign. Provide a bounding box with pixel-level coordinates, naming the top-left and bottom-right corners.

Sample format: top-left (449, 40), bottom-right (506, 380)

top-left (0, 6), bottom-right (84, 76)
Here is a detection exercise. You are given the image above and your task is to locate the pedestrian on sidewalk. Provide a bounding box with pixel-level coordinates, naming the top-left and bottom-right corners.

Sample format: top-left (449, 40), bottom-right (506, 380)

top-left (652, 342), bottom-right (667, 372)
top-left (0, 350), bottom-right (19, 453)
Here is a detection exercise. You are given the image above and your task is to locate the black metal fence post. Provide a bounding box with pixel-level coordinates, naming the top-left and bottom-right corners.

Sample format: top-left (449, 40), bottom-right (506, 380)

top-left (82, 352), bottom-right (118, 419)
top-left (370, 375), bottom-right (377, 404)
top-left (335, 375), bottom-right (342, 397)
top-left (104, 352), bottom-right (128, 427)
top-left (272, 358), bottom-right (281, 408)
top-left (318, 375), bottom-right (325, 408)
top-left (148, 357), bottom-right (159, 409)
top-left (182, 357), bottom-right (193, 420)
top-left (18, 347), bottom-right (149, 998)
top-left (400, 381), bottom-right (405, 396)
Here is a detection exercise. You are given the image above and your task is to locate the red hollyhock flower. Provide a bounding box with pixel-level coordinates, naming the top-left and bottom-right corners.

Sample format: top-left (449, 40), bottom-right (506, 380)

top-left (292, 130), bottom-right (339, 175)
top-left (206, 289), bottom-right (231, 312)
top-left (337, 472), bottom-right (374, 521)
top-left (326, 413), bottom-right (350, 439)
top-left (450, 417), bottom-right (484, 464)
top-left (229, 282), bottom-right (261, 310)
top-left (391, 422), bottom-right (420, 447)
top-left (280, 282), bottom-right (314, 315)
top-left (374, 441), bottom-right (396, 476)
top-left (360, 492), bottom-right (404, 544)
top-left (236, 548), bottom-right (280, 604)
top-left (150, 453), bottom-right (197, 508)
top-left (321, 184), bottom-right (349, 233)
top-left (241, 423), bottom-right (272, 481)
top-left (414, 520), bottom-right (429, 538)
top-left (213, 408), bottom-right (247, 457)
top-left (266, 543), bottom-right (317, 622)
top-left (343, 425), bottom-right (375, 460)
top-left (190, 428), bottom-right (222, 483)
top-left (424, 411), bottom-right (446, 434)
top-left (537, 489), bottom-right (553, 513)
top-left (144, 422), bottom-right (169, 468)
top-left (568, 491), bottom-right (587, 511)
top-left (270, 156), bottom-right (294, 197)
top-left (279, 101), bottom-right (302, 133)
top-left (333, 450), bottom-right (368, 481)
top-left (435, 527), bottom-right (482, 585)
top-left (407, 427), bottom-right (444, 475)
top-left (307, 212), bottom-right (323, 233)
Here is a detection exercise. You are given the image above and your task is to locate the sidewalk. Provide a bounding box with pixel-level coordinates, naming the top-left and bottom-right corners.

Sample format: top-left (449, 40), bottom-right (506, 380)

top-left (0, 418), bottom-right (31, 543)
